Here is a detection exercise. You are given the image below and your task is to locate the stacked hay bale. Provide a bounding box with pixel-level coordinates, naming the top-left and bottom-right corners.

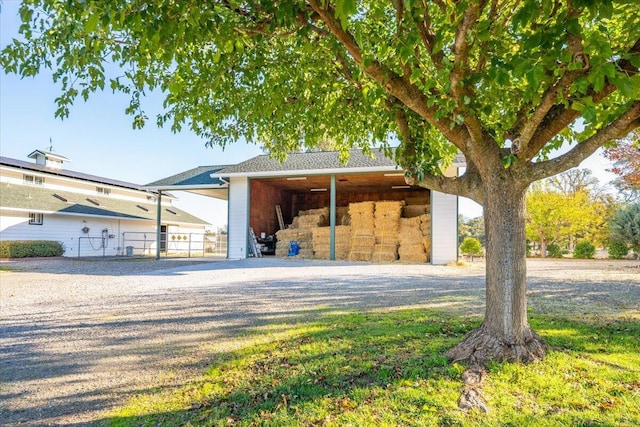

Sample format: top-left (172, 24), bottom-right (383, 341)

top-left (297, 207), bottom-right (329, 228)
top-left (372, 201), bottom-right (403, 262)
top-left (398, 214), bottom-right (431, 262)
top-left (312, 226), bottom-right (352, 260)
top-left (275, 229), bottom-right (313, 257)
top-left (336, 206), bottom-right (350, 225)
top-left (275, 208), bottom-right (328, 258)
top-left (402, 195), bottom-right (430, 218)
top-left (348, 201), bottom-right (376, 261)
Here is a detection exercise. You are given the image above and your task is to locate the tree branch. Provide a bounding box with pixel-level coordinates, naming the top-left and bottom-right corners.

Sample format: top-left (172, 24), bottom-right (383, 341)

top-left (448, 1), bottom-right (493, 149)
top-left (516, 1), bottom-right (587, 158)
top-left (517, 70), bottom-right (585, 159)
top-left (416, 1), bottom-right (444, 70)
top-left (529, 101), bottom-right (640, 181)
top-left (391, 97), bottom-right (484, 201)
top-left (474, 0), bottom-right (499, 73)
top-left (451, 1), bottom-right (486, 102)
top-left (406, 160), bottom-right (484, 203)
top-left (306, 0), bottom-right (469, 149)
top-left (524, 37), bottom-right (640, 159)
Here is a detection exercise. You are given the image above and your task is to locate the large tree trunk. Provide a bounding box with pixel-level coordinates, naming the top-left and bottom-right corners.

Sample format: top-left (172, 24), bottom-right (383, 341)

top-left (447, 179), bottom-right (546, 366)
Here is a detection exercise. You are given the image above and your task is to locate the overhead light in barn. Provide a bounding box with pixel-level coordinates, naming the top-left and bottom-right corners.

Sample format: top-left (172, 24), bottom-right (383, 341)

top-left (287, 177), bottom-right (307, 180)
top-left (384, 173), bottom-right (405, 177)
top-left (310, 188), bottom-right (328, 192)
top-left (391, 185), bottom-right (411, 189)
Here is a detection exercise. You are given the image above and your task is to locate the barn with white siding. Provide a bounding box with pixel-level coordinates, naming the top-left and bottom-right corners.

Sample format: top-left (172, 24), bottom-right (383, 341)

top-left (149, 149), bottom-right (463, 264)
top-left (0, 151), bottom-right (209, 257)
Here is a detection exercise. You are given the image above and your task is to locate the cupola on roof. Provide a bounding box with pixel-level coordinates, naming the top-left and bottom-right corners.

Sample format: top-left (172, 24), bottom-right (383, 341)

top-left (27, 149), bottom-right (71, 170)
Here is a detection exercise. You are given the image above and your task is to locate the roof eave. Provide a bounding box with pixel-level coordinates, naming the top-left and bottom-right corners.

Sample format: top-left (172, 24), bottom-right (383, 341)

top-left (27, 150), bottom-right (71, 162)
top-left (145, 183), bottom-right (229, 191)
top-left (210, 165), bottom-right (404, 179)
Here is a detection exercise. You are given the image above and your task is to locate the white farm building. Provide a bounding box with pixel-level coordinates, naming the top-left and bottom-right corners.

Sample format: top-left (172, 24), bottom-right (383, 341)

top-left (0, 150), bottom-right (209, 257)
top-left (148, 149), bottom-right (463, 264)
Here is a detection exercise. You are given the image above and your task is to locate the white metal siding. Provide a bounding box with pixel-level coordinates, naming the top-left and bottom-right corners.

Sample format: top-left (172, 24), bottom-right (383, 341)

top-left (0, 210), bottom-right (205, 257)
top-left (227, 176), bottom-right (249, 259)
top-left (431, 191), bottom-right (458, 265)
top-left (0, 210), bottom-right (142, 256)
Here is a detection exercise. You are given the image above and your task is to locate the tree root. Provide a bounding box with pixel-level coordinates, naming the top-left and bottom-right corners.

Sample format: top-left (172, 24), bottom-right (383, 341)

top-left (446, 324), bottom-right (547, 366)
top-left (458, 367), bottom-right (490, 413)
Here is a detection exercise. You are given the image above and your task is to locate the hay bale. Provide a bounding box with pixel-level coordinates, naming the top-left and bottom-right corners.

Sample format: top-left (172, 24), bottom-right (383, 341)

top-left (349, 202), bottom-right (375, 235)
top-left (398, 217), bottom-right (423, 245)
top-left (405, 195), bottom-right (430, 205)
top-left (398, 252), bottom-right (428, 263)
top-left (312, 226), bottom-right (351, 259)
top-left (299, 207), bottom-right (330, 216)
top-left (372, 243), bottom-right (398, 262)
top-left (399, 216), bottom-right (422, 229)
top-left (312, 227), bottom-right (330, 251)
top-left (350, 234), bottom-right (375, 250)
top-left (375, 233), bottom-right (399, 245)
top-left (374, 201), bottom-right (402, 249)
top-left (348, 234), bottom-right (375, 261)
top-left (375, 200), bottom-right (404, 218)
top-left (275, 229), bottom-right (313, 257)
top-left (403, 205), bottom-right (430, 218)
top-left (297, 214), bottom-right (328, 228)
top-left (398, 243), bottom-right (428, 263)
top-left (348, 251), bottom-right (373, 262)
top-left (398, 213), bottom-right (431, 263)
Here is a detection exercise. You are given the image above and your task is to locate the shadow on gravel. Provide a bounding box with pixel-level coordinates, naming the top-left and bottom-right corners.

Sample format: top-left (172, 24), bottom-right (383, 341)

top-left (2, 259), bottom-right (638, 426)
top-left (1, 257), bottom-right (361, 276)
top-left (0, 270), bottom-right (486, 426)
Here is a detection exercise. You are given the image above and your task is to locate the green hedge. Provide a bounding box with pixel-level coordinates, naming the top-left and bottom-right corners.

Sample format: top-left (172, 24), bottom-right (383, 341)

top-left (573, 240), bottom-right (596, 259)
top-left (0, 240), bottom-right (65, 258)
top-left (608, 240), bottom-right (629, 259)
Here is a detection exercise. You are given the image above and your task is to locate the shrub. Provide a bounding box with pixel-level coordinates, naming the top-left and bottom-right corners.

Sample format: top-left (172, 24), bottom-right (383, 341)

top-left (546, 244), bottom-right (566, 258)
top-left (608, 240), bottom-right (629, 259)
top-left (610, 203), bottom-right (640, 254)
top-left (0, 240), bottom-right (64, 258)
top-left (460, 237), bottom-right (483, 256)
top-left (573, 240), bottom-right (596, 259)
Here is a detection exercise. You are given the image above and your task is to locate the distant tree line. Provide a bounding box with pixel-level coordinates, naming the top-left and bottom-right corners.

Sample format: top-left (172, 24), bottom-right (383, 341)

top-left (460, 153), bottom-right (640, 260)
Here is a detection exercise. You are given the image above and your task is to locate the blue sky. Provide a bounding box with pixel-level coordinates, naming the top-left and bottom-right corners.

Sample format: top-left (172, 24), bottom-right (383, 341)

top-left (0, 1), bottom-right (263, 228)
top-left (0, 1), bottom-right (618, 227)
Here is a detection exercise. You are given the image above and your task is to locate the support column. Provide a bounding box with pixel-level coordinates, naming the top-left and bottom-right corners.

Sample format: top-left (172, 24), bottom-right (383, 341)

top-left (156, 190), bottom-right (162, 260)
top-left (330, 174), bottom-right (336, 260)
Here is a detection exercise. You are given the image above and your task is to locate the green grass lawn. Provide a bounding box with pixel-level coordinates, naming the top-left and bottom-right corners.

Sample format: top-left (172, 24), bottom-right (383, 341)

top-left (101, 310), bottom-right (639, 427)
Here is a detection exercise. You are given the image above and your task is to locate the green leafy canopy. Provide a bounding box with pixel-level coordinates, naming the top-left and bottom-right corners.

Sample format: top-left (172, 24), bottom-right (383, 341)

top-left (2, 0), bottom-right (639, 196)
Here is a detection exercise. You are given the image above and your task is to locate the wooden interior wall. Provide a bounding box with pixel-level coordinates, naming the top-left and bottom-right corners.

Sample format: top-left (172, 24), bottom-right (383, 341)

top-left (249, 180), bottom-right (292, 237)
top-left (291, 189), bottom-right (430, 216)
top-left (251, 178), bottom-right (431, 236)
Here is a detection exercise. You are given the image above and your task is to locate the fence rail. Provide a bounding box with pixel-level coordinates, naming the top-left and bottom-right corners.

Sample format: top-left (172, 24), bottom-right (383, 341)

top-left (121, 231), bottom-right (227, 258)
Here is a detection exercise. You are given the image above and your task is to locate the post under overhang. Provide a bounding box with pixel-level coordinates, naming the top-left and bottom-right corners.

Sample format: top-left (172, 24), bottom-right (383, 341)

top-left (330, 174), bottom-right (336, 260)
top-left (156, 190), bottom-right (162, 260)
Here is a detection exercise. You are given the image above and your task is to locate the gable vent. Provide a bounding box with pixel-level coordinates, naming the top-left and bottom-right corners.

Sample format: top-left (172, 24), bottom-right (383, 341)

top-left (136, 204), bottom-right (149, 212)
top-left (166, 208), bottom-right (177, 215)
top-left (53, 193), bottom-right (68, 202)
top-left (87, 198), bottom-right (100, 206)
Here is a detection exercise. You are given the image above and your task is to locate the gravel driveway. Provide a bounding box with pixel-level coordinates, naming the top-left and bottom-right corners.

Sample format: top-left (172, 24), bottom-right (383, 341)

top-left (1, 257), bottom-right (638, 426)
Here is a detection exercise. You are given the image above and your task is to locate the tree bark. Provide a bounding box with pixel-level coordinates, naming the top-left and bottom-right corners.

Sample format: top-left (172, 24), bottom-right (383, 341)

top-left (447, 177), bottom-right (546, 365)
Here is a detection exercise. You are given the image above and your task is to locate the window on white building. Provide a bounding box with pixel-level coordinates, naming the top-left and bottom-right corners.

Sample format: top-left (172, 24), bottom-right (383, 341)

top-left (23, 174), bottom-right (44, 185)
top-left (28, 213), bottom-right (43, 225)
top-left (96, 186), bottom-right (111, 196)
